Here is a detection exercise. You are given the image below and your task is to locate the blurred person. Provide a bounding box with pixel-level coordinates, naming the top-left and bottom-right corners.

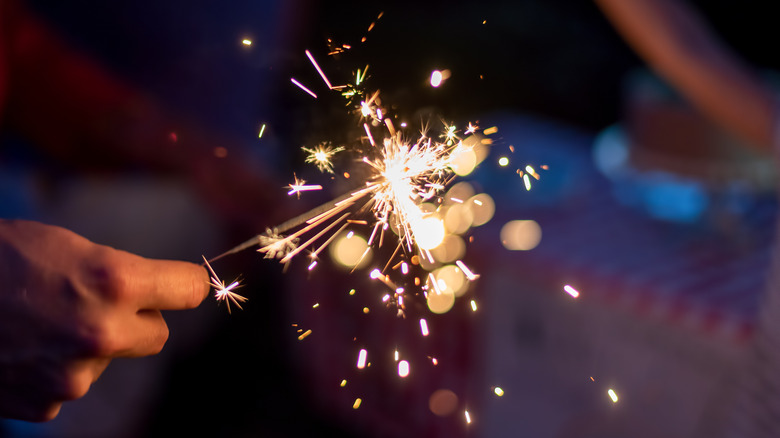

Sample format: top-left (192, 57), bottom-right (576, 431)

top-left (596, 0), bottom-right (779, 436)
top-left (0, 0), bottom-right (286, 423)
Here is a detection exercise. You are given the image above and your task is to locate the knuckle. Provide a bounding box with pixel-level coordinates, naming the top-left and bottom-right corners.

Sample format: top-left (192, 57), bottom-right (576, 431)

top-left (78, 322), bottom-right (121, 356)
top-left (83, 249), bottom-right (128, 302)
top-left (150, 322), bottom-right (170, 355)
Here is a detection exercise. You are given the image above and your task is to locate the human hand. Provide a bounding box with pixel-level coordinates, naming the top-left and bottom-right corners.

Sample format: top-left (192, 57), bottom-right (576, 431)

top-left (0, 220), bottom-right (209, 422)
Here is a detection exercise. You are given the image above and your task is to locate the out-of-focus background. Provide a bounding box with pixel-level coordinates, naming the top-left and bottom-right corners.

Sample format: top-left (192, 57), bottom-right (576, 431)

top-left (1, 0), bottom-right (778, 437)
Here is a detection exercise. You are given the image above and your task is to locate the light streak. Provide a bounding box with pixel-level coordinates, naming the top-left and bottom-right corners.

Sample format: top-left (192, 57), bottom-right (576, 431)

top-left (287, 175), bottom-right (323, 196)
top-left (298, 329), bottom-right (312, 340)
top-left (357, 349), bottom-right (368, 369)
top-left (563, 284), bottom-right (580, 298)
top-left (202, 256), bottom-right (247, 314)
top-left (523, 174), bottom-right (531, 191)
top-left (305, 49), bottom-right (333, 89)
top-left (465, 410), bottom-right (472, 424)
top-left (290, 78), bottom-right (318, 98)
top-left (258, 123), bottom-right (266, 138)
top-left (455, 260), bottom-right (479, 280)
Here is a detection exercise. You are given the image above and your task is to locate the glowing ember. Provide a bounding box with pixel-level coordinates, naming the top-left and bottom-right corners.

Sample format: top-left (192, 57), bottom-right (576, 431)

top-left (420, 318), bottom-right (430, 337)
top-left (398, 360), bottom-right (410, 378)
top-left (357, 348), bottom-right (368, 369)
top-left (563, 284), bottom-right (580, 298)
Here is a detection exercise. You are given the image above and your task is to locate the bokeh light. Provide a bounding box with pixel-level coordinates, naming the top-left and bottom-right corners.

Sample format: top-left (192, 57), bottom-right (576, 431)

top-left (413, 217), bottom-right (446, 250)
top-left (430, 234), bottom-right (466, 264)
top-left (468, 193), bottom-right (495, 227)
top-left (429, 389), bottom-right (459, 416)
top-left (500, 220), bottom-right (542, 251)
top-left (329, 232), bottom-right (372, 268)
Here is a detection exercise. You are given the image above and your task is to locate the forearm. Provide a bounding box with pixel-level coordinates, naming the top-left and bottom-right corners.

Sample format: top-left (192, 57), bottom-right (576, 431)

top-left (595, 0), bottom-right (776, 150)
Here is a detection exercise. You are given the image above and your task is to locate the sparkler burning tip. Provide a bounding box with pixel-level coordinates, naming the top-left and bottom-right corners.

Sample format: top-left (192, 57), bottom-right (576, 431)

top-left (202, 256), bottom-right (247, 314)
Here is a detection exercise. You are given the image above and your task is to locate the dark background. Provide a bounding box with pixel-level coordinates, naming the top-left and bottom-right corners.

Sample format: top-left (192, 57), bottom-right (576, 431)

top-left (4, 0), bottom-right (778, 436)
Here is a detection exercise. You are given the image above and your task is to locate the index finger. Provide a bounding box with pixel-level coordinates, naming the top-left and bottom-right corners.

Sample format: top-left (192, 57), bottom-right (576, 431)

top-left (114, 252), bottom-right (210, 310)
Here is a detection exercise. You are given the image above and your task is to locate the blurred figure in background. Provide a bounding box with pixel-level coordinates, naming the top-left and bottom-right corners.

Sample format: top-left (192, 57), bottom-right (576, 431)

top-left (596, 0), bottom-right (780, 436)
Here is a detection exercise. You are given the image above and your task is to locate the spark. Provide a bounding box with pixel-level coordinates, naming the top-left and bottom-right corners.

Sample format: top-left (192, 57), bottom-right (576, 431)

top-left (298, 329), bottom-right (313, 340)
top-left (523, 174), bottom-right (531, 191)
top-left (470, 300), bottom-right (478, 312)
top-left (258, 123), bottom-right (266, 138)
top-left (357, 349), bottom-right (368, 369)
top-left (483, 126), bottom-right (498, 135)
top-left (563, 284), bottom-right (580, 298)
top-left (430, 70), bottom-right (444, 87)
top-left (302, 143), bottom-right (345, 173)
top-left (308, 260), bottom-right (318, 270)
top-left (290, 78), bottom-right (318, 98)
top-left (465, 410), bottom-right (472, 424)
top-left (287, 174), bottom-right (322, 197)
top-left (526, 165), bottom-right (540, 180)
top-left (202, 256), bottom-right (247, 314)
top-left (465, 122), bottom-right (479, 135)
top-left (340, 379), bottom-right (347, 387)
top-left (608, 389), bottom-right (619, 403)
top-left (305, 49), bottom-right (333, 89)
top-left (353, 398), bottom-right (362, 409)
top-left (456, 260), bottom-right (479, 280)
top-left (494, 387), bottom-right (504, 397)
top-left (498, 157), bottom-right (509, 166)
top-left (242, 39), bottom-right (252, 46)
top-left (420, 318), bottom-right (429, 337)
top-left (398, 360), bottom-right (410, 378)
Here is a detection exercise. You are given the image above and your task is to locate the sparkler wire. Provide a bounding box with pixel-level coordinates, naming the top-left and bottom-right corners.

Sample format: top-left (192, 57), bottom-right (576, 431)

top-left (205, 190), bottom-right (359, 264)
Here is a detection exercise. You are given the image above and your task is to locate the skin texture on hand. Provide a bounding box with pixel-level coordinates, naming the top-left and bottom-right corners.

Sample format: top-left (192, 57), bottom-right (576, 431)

top-left (0, 219), bottom-right (209, 422)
